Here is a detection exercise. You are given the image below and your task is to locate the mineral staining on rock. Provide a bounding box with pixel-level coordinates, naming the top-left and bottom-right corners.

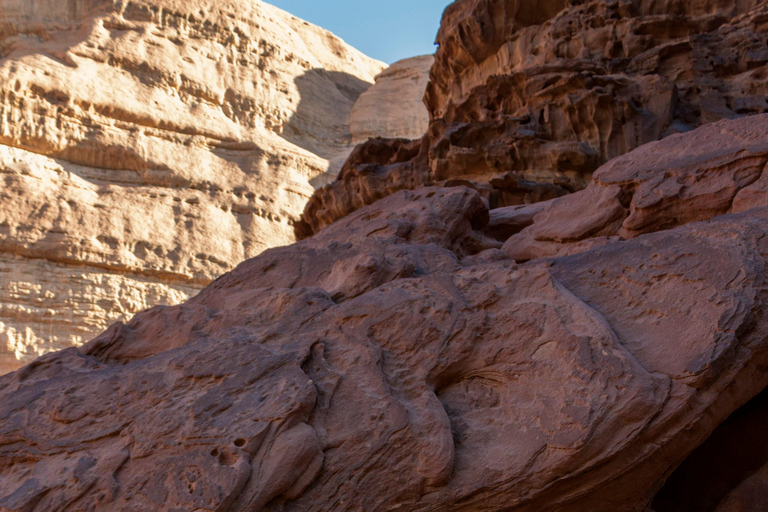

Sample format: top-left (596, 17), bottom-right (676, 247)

top-left (350, 55), bottom-right (433, 144)
top-left (0, 0), bottom-right (385, 372)
top-left (3, 116), bottom-right (768, 510)
top-left (299, 0), bottom-right (768, 238)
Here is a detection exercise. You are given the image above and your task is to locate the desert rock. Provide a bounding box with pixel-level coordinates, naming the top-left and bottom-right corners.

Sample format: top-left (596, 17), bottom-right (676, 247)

top-left (350, 54), bottom-right (433, 144)
top-left (2, 115), bottom-right (768, 510)
top-left (502, 114), bottom-right (768, 260)
top-left (299, 0), bottom-right (768, 237)
top-left (0, 0), bottom-right (385, 372)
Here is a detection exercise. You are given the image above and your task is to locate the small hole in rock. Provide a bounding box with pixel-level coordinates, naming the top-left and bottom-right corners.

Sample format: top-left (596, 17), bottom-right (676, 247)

top-left (234, 438), bottom-right (246, 447)
top-left (210, 449), bottom-right (219, 456)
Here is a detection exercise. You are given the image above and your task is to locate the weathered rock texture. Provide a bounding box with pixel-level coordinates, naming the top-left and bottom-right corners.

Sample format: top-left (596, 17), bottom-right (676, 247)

top-left (298, 0), bottom-right (768, 238)
top-left (350, 55), bottom-right (433, 144)
top-left (3, 114), bottom-right (768, 511)
top-left (501, 114), bottom-right (768, 260)
top-left (0, 0), bottom-right (385, 372)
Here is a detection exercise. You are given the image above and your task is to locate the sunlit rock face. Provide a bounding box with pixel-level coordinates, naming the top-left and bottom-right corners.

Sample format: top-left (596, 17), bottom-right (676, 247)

top-left (298, 0), bottom-right (768, 238)
top-left (0, 0), bottom-right (385, 372)
top-left (4, 115), bottom-right (768, 511)
top-left (350, 54), bottom-right (434, 144)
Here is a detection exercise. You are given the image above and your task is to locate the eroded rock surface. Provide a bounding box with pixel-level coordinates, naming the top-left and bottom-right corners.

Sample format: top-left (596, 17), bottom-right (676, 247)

top-left (0, 0), bottom-right (385, 372)
top-left (299, 0), bottom-right (768, 237)
top-left (350, 55), bottom-right (433, 144)
top-left (3, 115), bottom-right (768, 511)
top-left (502, 114), bottom-right (768, 260)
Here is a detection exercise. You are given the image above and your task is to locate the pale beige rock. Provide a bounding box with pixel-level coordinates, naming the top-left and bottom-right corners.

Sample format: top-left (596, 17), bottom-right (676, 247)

top-left (350, 55), bottom-right (433, 144)
top-left (0, 253), bottom-right (197, 375)
top-left (0, 0), bottom-right (385, 372)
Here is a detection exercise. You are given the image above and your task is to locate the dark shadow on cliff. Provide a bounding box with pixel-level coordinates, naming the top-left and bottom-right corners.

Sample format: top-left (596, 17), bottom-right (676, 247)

top-left (278, 68), bottom-right (373, 179)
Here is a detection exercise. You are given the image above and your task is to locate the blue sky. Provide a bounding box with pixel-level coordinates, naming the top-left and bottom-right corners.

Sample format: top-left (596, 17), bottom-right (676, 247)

top-left (266, 0), bottom-right (451, 64)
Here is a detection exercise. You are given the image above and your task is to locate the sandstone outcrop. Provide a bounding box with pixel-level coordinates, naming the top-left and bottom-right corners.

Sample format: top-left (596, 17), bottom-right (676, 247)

top-left (3, 115), bottom-right (768, 510)
top-left (298, 0), bottom-right (768, 238)
top-left (501, 114), bottom-right (768, 260)
top-left (350, 55), bottom-right (433, 144)
top-left (0, 0), bottom-right (384, 372)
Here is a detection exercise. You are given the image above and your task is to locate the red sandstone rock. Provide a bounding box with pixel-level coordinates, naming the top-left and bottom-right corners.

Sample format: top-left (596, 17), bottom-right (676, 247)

top-left (3, 116), bottom-right (768, 510)
top-left (298, 0), bottom-right (768, 238)
top-left (503, 114), bottom-right (768, 260)
top-left (5, 0), bottom-right (768, 509)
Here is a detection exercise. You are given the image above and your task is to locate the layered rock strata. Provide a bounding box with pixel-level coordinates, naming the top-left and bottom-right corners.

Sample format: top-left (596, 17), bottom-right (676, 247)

top-left (350, 55), bottom-right (433, 144)
top-left (3, 115), bottom-right (768, 510)
top-left (0, 0), bottom-right (384, 372)
top-left (298, 0), bottom-right (768, 238)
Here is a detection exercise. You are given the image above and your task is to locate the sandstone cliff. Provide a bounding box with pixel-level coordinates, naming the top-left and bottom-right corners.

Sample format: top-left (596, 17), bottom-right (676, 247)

top-left (299, 0), bottom-right (768, 237)
top-left (0, 0), bottom-right (385, 373)
top-left (3, 115), bottom-right (768, 510)
top-left (5, 1), bottom-right (768, 510)
top-left (350, 55), bottom-right (433, 144)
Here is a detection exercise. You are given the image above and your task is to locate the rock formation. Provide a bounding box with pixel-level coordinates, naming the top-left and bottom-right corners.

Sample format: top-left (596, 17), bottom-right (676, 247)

top-left (3, 114), bottom-right (768, 510)
top-left (500, 114), bottom-right (768, 260)
top-left (0, 0), bottom-right (384, 373)
top-left (350, 55), bottom-right (433, 144)
top-left (298, 0), bottom-right (768, 238)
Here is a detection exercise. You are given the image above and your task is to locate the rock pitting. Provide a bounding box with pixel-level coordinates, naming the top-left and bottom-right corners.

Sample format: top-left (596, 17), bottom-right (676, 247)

top-left (5, 0), bottom-right (768, 510)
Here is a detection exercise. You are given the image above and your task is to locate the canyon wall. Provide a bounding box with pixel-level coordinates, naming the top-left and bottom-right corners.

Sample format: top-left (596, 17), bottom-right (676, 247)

top-left (0, 0), bottom-right (385, 373)
top-left (4, 1), bottom-right (768, 509)
top-left (299, 0), bottom-right (768, 237)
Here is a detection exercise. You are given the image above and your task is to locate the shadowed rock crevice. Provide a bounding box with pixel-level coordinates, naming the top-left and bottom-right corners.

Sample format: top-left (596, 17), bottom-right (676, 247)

top-left (651, 384), bottom-right (768, 512)
top-left (6, 1), bottom-right (768, 511)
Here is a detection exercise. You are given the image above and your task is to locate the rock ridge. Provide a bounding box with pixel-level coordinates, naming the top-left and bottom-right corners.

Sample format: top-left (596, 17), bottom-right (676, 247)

top-left (2, 115), bottom-right (768, 510)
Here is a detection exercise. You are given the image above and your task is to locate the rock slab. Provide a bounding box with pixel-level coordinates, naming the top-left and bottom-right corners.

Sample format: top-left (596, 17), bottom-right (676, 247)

top-left (350, 54), bottom-right (433, 144)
